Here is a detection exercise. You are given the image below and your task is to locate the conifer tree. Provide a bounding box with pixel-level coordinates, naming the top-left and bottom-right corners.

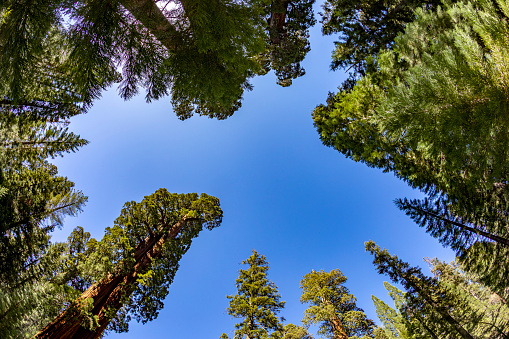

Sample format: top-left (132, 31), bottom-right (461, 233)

top-left (299, 269), bottom-right (376, 339)
top-left (378, 282), bottom-right (440, 339)
top-left (33, 189), bottom-right (223, 339)
top-left (371, 295), bottom-right (403, 339)
top-left (320, 0), bottom-right (442, 88)
top-left (282, 324), bottom-right (314, 339)
top-left (372, 260), bottom-right (509, 339)
top-left (0, 113), bottom-right (87, 286)
top-left (222, 250), bottom-right (285, 339)
top-left (313, 0), bottom-right (509, 294)
top-left (1, 0), bottom-right (316, 119)
top-left (365, 241), bottom-right (478, 339)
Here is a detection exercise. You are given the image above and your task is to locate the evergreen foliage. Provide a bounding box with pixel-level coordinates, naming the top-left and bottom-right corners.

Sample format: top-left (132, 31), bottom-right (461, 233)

top-left (1, 0), bottom-right (316, 119)
top-left (0, 113), bottom-right (87, 287)
top-left (372, 261), bottom-right (509, 338)
top-left (300, 269), bottom-right (376, 339)
top-left (25, 189), bottom-right (223, 338)
top-left (366, 241), bottom-right (492, 338)
top-left (320, 0), bottom-right (441, 88)
top-left (313, 0), bottom-right (509, 296)
top-left (371, 295), bottom-right (402, 339)
top-left (222, 250), bottom-right (285, 339)
top-left (283, 324), bottom-right (314, 339)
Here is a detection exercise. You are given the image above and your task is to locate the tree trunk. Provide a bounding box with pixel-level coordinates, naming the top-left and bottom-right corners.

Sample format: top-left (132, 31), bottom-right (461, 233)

top-left (118, 0), bottom-right (179, 51)
top-left (329, 316), bottom-right (348, 339)
top-left (408, 280), bottom-right (474, 339)
top-left (33, 216), bottom-right (191, 339)
top-left (412, 205), bottom-right (509, 247)
top-left (268, 0), bottom-right (290, 44)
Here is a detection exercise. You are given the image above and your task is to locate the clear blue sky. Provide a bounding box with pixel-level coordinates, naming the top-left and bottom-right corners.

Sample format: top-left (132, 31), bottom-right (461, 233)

top-left (52, 2), bottom-right (454, 337)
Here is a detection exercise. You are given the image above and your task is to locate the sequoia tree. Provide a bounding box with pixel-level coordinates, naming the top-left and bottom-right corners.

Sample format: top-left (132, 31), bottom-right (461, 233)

top-left (1, 0), bottom-right (316, 120)
top-left (32, 189), bottom-right (222, 339)
top-left (300, 269), bottom-right (376, 339)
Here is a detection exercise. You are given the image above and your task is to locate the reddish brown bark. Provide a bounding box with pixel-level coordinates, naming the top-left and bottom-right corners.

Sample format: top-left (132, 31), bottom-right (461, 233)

top-left (268, 0), bottom-right (290, 44)
top-left (329, 316), bottom-right (348, 339)
top-left (33, 216), bottom-right (192, 339)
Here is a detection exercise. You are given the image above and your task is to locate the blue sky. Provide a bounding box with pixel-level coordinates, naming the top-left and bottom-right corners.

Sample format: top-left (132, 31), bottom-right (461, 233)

top-left (52, 2), bottom-right (455, 337)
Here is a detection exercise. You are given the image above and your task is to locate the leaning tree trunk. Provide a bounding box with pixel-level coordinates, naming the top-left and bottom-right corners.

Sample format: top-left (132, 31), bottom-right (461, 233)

top-left (33, 217), bottom-right (191, 339)
top-left (329, 316), bottom-right (348, 339)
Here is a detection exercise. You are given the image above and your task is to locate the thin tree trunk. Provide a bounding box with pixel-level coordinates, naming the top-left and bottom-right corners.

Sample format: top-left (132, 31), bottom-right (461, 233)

top-left (408, 306), bottom-right (440, 339)
top-left (408, 280), bottom-right (474, 339)
top-left (413, 206), bottom-right (509, 247)
top-left (33, 216), bottom-right (193, 339)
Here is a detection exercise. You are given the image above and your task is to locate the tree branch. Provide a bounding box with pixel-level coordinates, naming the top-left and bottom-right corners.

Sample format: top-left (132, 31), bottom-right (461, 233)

top-left (118, 0), bottom-right (180, 51)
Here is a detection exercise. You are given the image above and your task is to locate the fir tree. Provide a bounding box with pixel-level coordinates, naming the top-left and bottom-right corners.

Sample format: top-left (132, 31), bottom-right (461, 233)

top-left (299, 269), bottom-right (376, 339)
top-left (313, 0), bottom-right (509, 294)
top-left (222, 250), bottom-right (285, 339)
top-left (320, 0), bottom-right (442, 89)
top-left (371, 295), bottom-right (402, 339)
top-left (365, 241), bottom-right (478, 339)
top-left (0, 112), bottom-right (88, 287)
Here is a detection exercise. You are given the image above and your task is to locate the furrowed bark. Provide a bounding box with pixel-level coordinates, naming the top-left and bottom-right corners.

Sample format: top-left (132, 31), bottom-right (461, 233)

top-left (33, 216), bottom-right (193, 339)
top-left (329, 316), bottom-right (348, 339)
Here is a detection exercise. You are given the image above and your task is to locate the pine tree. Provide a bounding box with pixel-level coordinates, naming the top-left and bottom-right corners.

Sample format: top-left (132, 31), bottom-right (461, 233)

top-left (282, 324), bottom-right (313, 339)
top-left (222, 250), bottom-right (285, 339)
top-left (33, 189), bottom-right (222, 339)
top-left (1, 0), bottom-right (316, 119)
top-left (299, 269), bottom-right (376, 339)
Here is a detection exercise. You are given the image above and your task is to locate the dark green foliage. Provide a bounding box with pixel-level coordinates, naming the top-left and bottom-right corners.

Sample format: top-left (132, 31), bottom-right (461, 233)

top-left (314, 0), bottom-right (509, 297)
top-left (366, 241), bottom-right (480, 339)
top-left (0, 111), bottom-right (87, 287)
top-left (320, 0), bottom-right (441, 87)
top-left (96, 189), bottom-right (223, 333)
top-left (300, 269), bottom-right (376, 339)
top-left (223, 250), bottom-right (285, 339)
top-left (257, 0), bottom-right (316, 87)
top-left (1, 0), bottom-right (316, 119)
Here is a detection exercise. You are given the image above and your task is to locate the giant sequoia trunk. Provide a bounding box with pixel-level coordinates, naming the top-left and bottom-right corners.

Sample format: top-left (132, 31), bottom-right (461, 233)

top-left (33, 216), bottom-right (192, 339)
top-left (329, 316), bottom-right (348, 339)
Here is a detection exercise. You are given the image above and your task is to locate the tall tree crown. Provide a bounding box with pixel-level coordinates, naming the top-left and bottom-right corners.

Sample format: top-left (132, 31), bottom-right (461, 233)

top-left (224, 250), bottom-right (285, 339)
top-left (300, 269), bottom-right (376, 339)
